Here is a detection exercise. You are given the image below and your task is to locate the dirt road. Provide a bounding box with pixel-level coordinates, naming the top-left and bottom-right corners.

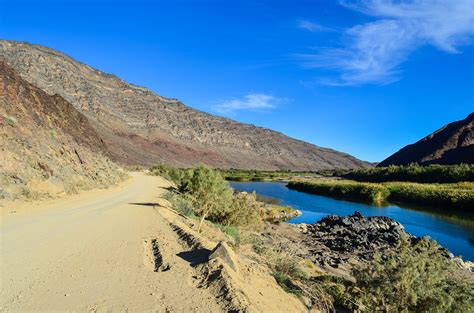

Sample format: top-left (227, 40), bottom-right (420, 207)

top-left (0, 172), bottom-right (223, 312)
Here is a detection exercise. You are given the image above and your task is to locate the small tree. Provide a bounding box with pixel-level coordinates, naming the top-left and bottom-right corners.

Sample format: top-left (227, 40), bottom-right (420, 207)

top-left (186, 165), bottom-right (233, 232)
top-left (224, 192), bottom-right (262, 228)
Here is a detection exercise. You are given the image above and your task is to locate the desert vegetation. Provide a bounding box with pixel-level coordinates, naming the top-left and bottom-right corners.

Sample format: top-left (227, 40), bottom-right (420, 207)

top-left (250, 237), bottom-right (335, 312)
top-left (152, 164), bottom-right (473, 312)
top-left (4, 115), bottom-right (17, 126)
top-left (151, 164), bottom-right (298, 224)
top-left (353, 236), bottom-right (472, 312)
top-left (249, 222), bottom-right (473, 312)
top-left (288, 180), bottom-right (474, 211)
top-left (320, 236), bottom-right (473, 312)
top-left (288, 180), bottom-right (390, 205)
top-left (217, 168), bottom-right (319, 181)
top-left (219, 164), bottom-right (474, 184)
top-left (152, 164), bottom-right (267, 233)
top-left (152, 166), bottom-right (349, 182)
top-left (386, 181), bottom-right (474, 210)
top-left (344, 163), bottom-right (474, 183)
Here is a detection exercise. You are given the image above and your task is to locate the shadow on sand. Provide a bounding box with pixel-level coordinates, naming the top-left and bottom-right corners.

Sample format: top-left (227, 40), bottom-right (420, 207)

top-left (129, 202), bottom-right (162, 207)
top-left (177, 248), bottom-right (212, 267)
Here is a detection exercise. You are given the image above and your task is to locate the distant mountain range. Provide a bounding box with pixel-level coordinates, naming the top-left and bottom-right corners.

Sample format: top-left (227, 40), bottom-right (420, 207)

top-left (379, 113), bottom-right (474, 166)
top-left (0, 40), bottom-right (369, 171)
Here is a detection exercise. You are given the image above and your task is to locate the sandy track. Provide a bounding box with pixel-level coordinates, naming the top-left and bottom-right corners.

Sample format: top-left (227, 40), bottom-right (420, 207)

top-left (0, 172), bottom-right (223, 312)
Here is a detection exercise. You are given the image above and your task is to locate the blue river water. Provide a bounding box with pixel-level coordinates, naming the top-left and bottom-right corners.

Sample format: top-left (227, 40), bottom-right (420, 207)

top-left (230, 181), bottom-right (474, 261)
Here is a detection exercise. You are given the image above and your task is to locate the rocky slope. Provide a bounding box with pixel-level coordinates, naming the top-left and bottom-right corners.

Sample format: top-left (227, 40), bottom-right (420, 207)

top-left (380, 113), bottom-right (474, 166)
top-left (0, 61), bottom-right (124, 201)
top-left (0, 40), bottom-right (369, 171)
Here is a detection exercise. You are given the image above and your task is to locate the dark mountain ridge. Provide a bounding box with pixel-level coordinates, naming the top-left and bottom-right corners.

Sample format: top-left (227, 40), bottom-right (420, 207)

top-left (379, 113), bottom-right (474, 166)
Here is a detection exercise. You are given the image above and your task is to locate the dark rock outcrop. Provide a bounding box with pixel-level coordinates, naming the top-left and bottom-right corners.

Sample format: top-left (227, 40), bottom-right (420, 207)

top-left (0, 40), bottom-right (369, 171)
top-left (379, 113), bottom-right (474, 166)
top-left (308, 212), bottom-right (405, 251)
top-left (299, 212), bottom-right (411, 267)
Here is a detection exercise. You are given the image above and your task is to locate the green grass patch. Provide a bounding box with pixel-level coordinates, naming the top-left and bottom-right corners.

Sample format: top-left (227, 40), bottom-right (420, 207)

top-left (288, 180), bottom-right (474, 211)
top-left (287, 180), bottom-right (390, 205)
top-left (271, 272), bottom-right (303, 296)
top-left (386, 182), bottom-right (474, 210)
top-left (269, 204), bottom-right (295, 214)
top-left (218, 168), bottom-right (320, 182)
top-left (162, 191), bottom-right (195, 217)
top-left (344, 164), bottom-right (474, 183)
top-left (216, 225), bottom-right (241, 245)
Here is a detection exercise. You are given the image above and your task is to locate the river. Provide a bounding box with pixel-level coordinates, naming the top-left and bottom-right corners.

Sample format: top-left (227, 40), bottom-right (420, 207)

top-left (230, 181), bottom-right (474, 261)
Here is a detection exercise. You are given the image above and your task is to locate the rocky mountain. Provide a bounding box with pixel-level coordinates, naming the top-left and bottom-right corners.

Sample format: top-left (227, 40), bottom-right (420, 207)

top-left (0, 40), bottom-right (369, 171)
top-left (379, 113), bottom-right (474, 166)
top-left (0, 61), bottom-right (124, 201)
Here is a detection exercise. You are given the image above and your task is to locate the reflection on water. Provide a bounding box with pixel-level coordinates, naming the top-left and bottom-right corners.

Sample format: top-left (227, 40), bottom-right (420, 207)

top-left (230, 181), bottom-right (474, 261)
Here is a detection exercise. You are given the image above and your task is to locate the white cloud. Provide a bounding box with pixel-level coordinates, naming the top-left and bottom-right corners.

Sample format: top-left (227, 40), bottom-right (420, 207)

top-left (214, 93), bottom-right (282, 114)
top-left (298, 20), bottom-right (333, 32)
top-left (300, 0), bottom-right (474, 85)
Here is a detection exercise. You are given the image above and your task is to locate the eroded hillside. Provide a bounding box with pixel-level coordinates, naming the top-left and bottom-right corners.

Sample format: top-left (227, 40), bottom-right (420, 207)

top-left (0, 40), bottom-right (369, 170)
top-left (0, 61), bottom-right (125, 201)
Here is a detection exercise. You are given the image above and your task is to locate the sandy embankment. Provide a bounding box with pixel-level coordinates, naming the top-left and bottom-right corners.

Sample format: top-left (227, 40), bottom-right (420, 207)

top-left (0, 172), bottom-right (306, 312)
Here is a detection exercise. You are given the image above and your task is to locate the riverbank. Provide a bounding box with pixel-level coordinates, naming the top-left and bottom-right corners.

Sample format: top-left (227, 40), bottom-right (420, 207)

top-left (287, 179), bottom-right (474, 211)
top-left (229, 181), bottom-right (474, 262)
top-left (245, 212), bottom-right (474, 311)
top-left (219, 168), bottom-right (321, 182)
top-left (190, 182), bottom-right (474, 311)
top-left (149, 165), bottom-right (474, 311)
top-left (343, 164), bottom-right (474, 183)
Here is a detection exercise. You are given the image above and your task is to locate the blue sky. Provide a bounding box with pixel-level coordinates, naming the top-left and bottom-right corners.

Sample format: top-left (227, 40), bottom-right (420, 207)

top-left (1, 0), bottom-right (473, 162)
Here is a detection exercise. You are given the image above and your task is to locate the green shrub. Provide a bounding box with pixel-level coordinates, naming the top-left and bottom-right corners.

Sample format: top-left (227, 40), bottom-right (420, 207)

top-left (351, 236), bottom-right (473, 312)
top-left (162, 191), bottom-right (195, 217)
top-left (270, 256), bottom-right (336, 312)
top-left (186, 165), bottom-right (233, 232)
top-left (252, 240), bottom-right (268, 255)
top-left (20, 185), bottom-right (32, 198)
top-left (273, 255), bottom-right (307, 280)
top-left (318, 277), bottom-right (358, 311)
top-left (223, 192), bottom-right (262, 228)
top-left (5, 115), bottom-right (17, 126)
top-left (155, 165), bottom-right (265, 231)
top-left (150, 164), bottom-right (193, 193)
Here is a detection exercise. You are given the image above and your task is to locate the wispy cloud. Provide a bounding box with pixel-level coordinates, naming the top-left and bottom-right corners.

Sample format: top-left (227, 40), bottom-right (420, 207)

top-left (299, 0), bottom-right (474, 85)
top-left (214, 93), bottom-right (284, 114)
top-left (298, 19), bottom-right (333, 32)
